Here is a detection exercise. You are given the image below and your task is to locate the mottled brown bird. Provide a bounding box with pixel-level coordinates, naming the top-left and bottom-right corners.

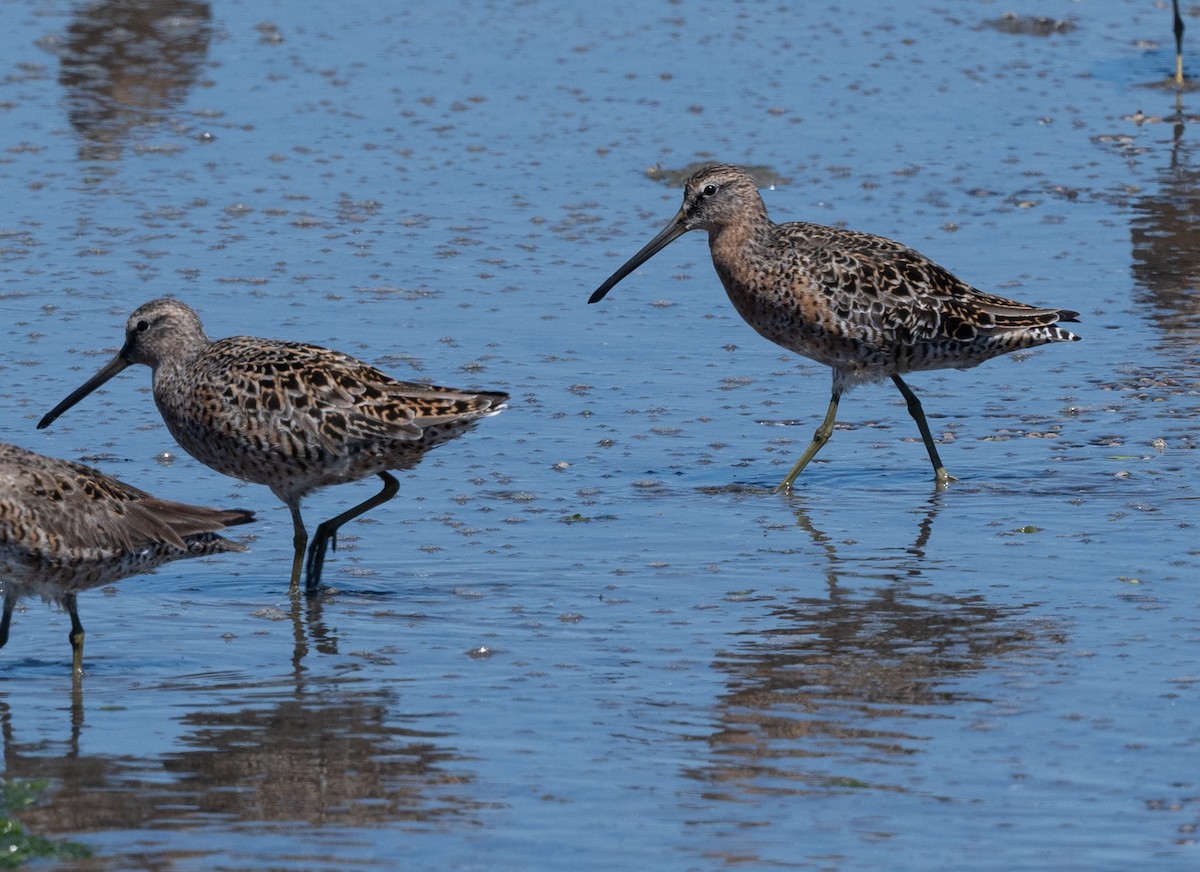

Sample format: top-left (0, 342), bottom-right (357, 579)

top-left (589, 164), bottom-right (1080, 490)
top-left (38, 298), bottom-right (509, 593)
top-left (1, 441), bottom-right (253, 673)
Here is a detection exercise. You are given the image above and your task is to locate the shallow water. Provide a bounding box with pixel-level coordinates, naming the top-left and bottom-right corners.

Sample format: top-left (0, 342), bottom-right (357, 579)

top-left (1, 0), bottom-right (1198, 869)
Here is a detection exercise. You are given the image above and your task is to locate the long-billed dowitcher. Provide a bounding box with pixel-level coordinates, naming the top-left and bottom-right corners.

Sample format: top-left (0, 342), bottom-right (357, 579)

top-left (38, 298), bottom-right (509, 594)
top-left (1, 441), bottom-right (253, 673)
top-left (588, 164), bottom-right (1080, 490)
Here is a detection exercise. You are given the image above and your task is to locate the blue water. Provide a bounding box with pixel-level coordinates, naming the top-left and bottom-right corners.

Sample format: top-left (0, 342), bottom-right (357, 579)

top-left (2, 1), bottom-right (1198, 869)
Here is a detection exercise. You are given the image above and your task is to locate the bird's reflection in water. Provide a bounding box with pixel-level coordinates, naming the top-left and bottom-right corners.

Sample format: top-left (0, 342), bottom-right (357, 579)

top-left (161, 687), bottom-right (480, 827)
top-left (1128, 92), bottom-right (1200, 346)
top-left (2, 677), bottom-right (483, 845)
top-left (2, 572), bottom-right (480, 858)
top-left (290, 592), bottom-right (340, 669)
top-left (55, 0), bottom-right (212, 161)
top-left (688, 495), bottom-right (1062, 799)
top-left (287, 582), bottom-right (430, 669)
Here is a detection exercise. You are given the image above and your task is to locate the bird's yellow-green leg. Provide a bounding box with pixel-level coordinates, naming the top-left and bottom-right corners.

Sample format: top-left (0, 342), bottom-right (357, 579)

top-left (1175, 0), bottom-right (1186, 85)
top-left (774, 391), bottom-right (841, 493)
top-left (891, 375), bottom-right (956, 488)
top-left (65, 593), bottom-right (85, 675)
top-left (287, 502), bottom-right (308, 596)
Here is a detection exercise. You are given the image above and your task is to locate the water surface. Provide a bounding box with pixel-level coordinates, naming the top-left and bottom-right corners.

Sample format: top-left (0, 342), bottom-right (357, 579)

top-left (1, 1), bottom-right (1197, 869)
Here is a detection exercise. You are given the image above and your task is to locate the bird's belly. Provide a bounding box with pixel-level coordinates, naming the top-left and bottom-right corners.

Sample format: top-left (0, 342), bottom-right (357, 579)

top-left (2, 544), bottom-right (179, 596)
top-left (158, 402), bottom-right (430, 501)
top-left (727, 290), bottom-right (883, 368)
top-left (165, 418), bottom-right (381, 491)
top-left (723, 286), bottom-right (997, 380)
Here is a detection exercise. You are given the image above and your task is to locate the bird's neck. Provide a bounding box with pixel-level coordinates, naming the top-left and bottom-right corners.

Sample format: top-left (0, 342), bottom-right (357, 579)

top-left (152, 335), bottom-right (210, 382)
top-left (708, 214), bottom-right (773, 287)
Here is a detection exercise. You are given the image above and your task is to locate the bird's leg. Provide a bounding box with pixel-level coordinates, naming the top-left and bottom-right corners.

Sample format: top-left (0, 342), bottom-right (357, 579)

top-left (287, 501), bottom-right (308, 597)
top-left (304, 472), bottom-right (400, 594)
top-left (891, 375), bottom-right (956, 487)
top-left (0, 588), bottom-right (14, 650)
top-left (774, 390), bottom-right (841, 493)
top-left (1175, 0), bottom-right (1186, 85)
top-left (65, 593), bottom-right (84, 676)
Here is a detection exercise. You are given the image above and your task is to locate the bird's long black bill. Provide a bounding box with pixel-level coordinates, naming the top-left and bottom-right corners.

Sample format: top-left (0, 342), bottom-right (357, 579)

top-left (587, 209), bottom-right (689, 304)
top-left (37, 353), bottom-right (132, 430)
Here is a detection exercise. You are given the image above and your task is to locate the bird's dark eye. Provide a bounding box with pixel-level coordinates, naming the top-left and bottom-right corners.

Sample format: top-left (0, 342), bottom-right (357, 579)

top-left (136, 319), bottom-right (150, 333)
top-left (701, 184), bottom-right (718, 197)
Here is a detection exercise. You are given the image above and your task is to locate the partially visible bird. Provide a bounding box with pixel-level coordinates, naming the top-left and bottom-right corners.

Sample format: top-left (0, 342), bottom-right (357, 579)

top-left (1174, 0), bottom-right (1186, 85)
top-left (1, 441), bottom-right (253, 674)
top-left (588, 164), bottom-right (1080, 490)
top-left (38, 298), bottom-right (509, 593)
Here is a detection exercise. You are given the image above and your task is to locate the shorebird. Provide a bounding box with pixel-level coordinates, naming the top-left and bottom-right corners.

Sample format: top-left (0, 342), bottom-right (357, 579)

top-left (38, 298), bottom-right (509, 593)
top-left (1, 441), bottom-right (253, 673)
top-left (588, 164), bottom-right (1080, 490)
